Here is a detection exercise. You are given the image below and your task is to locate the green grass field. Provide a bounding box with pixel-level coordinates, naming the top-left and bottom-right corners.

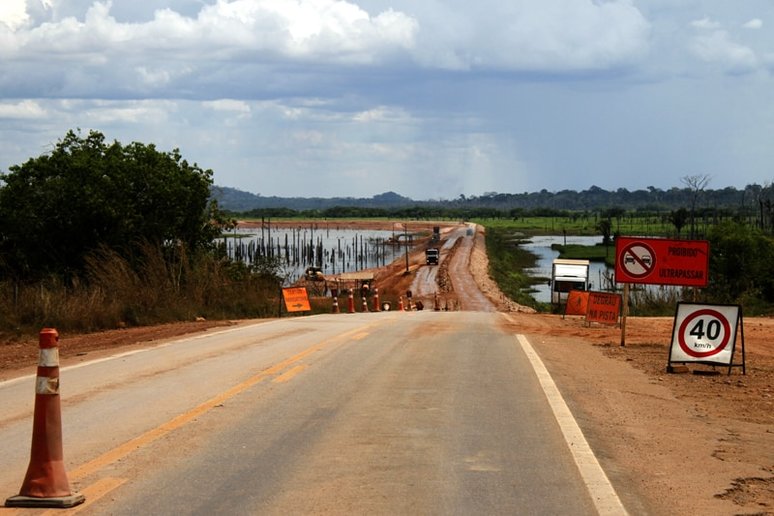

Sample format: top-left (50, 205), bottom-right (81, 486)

top-left (473, 216), bottom-right (677, 238)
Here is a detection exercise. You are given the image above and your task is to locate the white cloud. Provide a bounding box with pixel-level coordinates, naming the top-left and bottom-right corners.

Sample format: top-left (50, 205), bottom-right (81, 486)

top-left (353, 106), bottom-right (410, 123)
top-left (0, 100), bottom-right (47, 119)
top-left (690, 30), bottom-right (758, 73)
top-left (0, 0), bottom-right (28, 30)
top-left (7, 0), bottom-right (418, 64)
top-left (84, 100), bottom-right (172, 124)
top-left (743, 18), bottom-right (763, 30)
top-left (204, 99), bottom-right (251, 114)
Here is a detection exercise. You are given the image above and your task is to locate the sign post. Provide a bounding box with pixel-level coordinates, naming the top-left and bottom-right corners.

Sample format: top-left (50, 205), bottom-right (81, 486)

top-left (620, 284), bottom-right (629, 346)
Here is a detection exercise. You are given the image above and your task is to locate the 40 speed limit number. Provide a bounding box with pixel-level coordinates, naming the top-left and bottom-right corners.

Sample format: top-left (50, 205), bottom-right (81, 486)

top-left (669, 303), bottom-right (740, 365)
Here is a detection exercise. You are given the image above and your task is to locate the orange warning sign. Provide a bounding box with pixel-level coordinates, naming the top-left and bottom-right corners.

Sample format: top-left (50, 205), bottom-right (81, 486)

top-left (586, 292), bottom-right (621, 325)
top-left (282, 287), bottom-right (311, 312)
top-left (565, 290), bottom-right (589, 316)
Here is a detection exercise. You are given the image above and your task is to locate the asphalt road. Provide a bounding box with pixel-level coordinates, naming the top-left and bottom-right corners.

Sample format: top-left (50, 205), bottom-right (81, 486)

top-left (0, 311), bottom-right (619, 515)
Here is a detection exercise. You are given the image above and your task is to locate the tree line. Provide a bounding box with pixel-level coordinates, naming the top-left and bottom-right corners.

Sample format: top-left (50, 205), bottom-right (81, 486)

top-left (215, 181), bottom-right (774, 230)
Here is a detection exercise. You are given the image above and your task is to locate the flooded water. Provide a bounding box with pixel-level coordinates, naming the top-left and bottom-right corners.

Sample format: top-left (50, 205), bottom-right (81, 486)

top-left (223, 226), bottom-right (414, 285)
top-left (522, 236), bottom-right (614, 303)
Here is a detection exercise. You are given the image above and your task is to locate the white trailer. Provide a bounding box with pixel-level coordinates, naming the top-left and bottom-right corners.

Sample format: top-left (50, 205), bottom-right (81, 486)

top-left (551, 259), bottom-right (590, 305)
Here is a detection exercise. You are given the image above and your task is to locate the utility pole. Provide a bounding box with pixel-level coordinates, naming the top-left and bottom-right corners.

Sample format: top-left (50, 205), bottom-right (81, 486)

top-left (404, 224), bottom-right (409, 274)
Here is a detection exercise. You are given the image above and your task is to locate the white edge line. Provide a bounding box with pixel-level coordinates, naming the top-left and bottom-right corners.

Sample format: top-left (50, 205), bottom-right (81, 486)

top-left (516, 333), bottom-right (629, 516)
top-left (0, 314), bottom-right (384, 389)
top-left (0, 320), bottom-right (282, 389)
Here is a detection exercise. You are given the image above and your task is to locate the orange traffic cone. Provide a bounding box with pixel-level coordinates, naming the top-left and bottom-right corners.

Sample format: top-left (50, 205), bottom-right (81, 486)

top-left (372, 288), bottom-right (380, 312)
top-left (348, 291), bottom-right (355, 313)
top-left (5, 329), bottom-right (84, 509)
top-left (398, 296), bottom-right (404, 311)
top-left (332, 296), bottom-right (340, 314)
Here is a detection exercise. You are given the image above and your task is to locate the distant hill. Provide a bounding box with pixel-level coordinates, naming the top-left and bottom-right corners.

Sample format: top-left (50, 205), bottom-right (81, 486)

top-left (211, 184), bottom-right (772, 214)
top-left (211, 186), bottom-right (415, 212)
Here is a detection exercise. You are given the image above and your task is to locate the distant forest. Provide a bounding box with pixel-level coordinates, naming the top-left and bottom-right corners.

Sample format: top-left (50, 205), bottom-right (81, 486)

top-left (212, 182), bottom-right (774, 226)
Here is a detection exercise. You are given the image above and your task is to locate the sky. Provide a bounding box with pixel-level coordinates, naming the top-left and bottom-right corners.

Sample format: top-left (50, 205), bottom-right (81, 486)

top-left (1, 1), bottom-right (773, 200)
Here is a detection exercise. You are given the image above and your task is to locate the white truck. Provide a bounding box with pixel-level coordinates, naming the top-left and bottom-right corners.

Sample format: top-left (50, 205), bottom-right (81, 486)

top-left (550, 258), bottom-right (590, 305)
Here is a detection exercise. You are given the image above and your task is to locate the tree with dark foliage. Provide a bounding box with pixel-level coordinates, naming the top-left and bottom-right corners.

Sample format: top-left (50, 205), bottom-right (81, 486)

top-left (0, 130), bottom-right (230, 279)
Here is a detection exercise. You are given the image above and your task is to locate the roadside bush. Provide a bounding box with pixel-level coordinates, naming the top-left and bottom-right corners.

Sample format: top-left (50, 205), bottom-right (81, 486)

top-left (0, 244), bottom-right (282, 336)
top-left (707, 221), bottom-right (774, 313)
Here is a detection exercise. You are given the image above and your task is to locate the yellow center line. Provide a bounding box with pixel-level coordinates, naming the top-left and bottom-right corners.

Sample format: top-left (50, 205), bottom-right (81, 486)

top-left (351, 332), bottom-right (370, 341)
top-left (68, 323), bottom-right (382, 483)
top-left (272, 364), bottom-right (308, 383)
top-left (39, 477), bottom-right (127, 516)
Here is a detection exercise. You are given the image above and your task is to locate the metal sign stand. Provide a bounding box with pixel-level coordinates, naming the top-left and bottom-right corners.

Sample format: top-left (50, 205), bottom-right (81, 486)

top-left (620, 283), bottom-right (629, 347)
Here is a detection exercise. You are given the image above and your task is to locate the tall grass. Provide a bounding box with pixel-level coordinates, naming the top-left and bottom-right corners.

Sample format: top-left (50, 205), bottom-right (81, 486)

top-left (0, 244), bottom-right (282, 337)
top-left (483, 227), bottom-right (549, 311)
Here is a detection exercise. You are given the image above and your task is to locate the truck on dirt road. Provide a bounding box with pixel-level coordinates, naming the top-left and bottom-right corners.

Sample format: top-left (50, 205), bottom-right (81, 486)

top-left (425, 248), bottom-right (440, 265)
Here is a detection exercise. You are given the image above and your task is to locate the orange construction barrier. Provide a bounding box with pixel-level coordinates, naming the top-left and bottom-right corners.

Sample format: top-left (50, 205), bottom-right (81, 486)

top-left (372, 288), bottom-right (380, 312)
top-left (398, 296), bottom-right (404, 311)
top-left (5, 329), bottom-right (84, 509)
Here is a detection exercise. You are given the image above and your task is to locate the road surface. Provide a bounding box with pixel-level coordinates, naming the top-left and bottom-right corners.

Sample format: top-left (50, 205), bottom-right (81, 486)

top-left (410, 224), bottom-right (497, 312)
top-left (0, 311), bottom-right (624, 514)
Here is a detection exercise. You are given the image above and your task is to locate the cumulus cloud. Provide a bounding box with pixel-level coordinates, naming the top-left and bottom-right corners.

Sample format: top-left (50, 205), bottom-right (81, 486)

top-left (6, 1), bottom-right (418, 62)
top-left (0, 100), bottom-right (47, 119)
top-left (0, 0), bottom-right (425, 100)
top-left (742, 18), bottom-right (763, 30)
top-left (690, 29), bottom-right (758, 73)
top-left (0, 0), bottom-right (28, 30)
top-left (0, 0), bottom-right (652, 99)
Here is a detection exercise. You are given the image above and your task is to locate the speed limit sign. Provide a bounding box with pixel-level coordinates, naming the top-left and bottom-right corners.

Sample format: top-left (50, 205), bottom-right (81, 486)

top-left (668, 303), bottom-right (744, 372)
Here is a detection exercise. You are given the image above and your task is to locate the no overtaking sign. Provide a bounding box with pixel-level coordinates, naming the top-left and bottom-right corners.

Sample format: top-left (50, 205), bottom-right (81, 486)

top-left (615, 236), bottom-right (709, 287)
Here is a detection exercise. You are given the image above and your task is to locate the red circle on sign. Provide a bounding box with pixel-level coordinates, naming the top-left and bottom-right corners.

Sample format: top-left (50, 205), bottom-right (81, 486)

top-left (677, 309), bottom-right (731, 358)
top-left (619, 242), bottom-right (656, 279)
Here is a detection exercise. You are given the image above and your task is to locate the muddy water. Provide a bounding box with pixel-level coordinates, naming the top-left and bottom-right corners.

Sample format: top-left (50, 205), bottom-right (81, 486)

top-left (223, 226), bottom-right (415, 284)
top-left (522, 236), bottom-right (613, 303)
